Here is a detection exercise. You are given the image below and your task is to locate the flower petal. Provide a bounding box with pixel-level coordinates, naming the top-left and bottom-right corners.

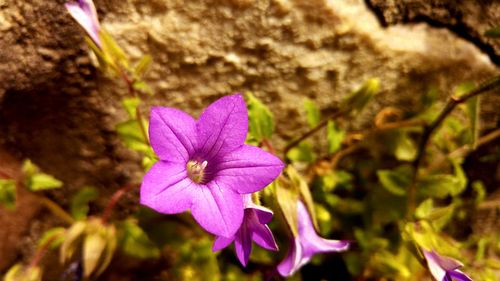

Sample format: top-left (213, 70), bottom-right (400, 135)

top-left (234, 224), bottom-right (252, 266)
top-left (212, 236), bottom-right (234, 252)
top-left (191, 181), bottom-right (244, 237)
top-left (196, 94), bottom-right (248, 159)
top-left (65, 1), bottom-right (100, 46)
top-left (140, 161), bottom-right (194, 214)
top-left (423, 250), bottom-right (449, 281)
top-left (215, 145), bottom-right (284, 194)
top-left (277, 238), bottom-right (303, 277)
top-left (449, 270), bottom-right (473, 281)
top-left (297, 201), bottom-right (349, 258)
top-left (252, 224), bottom-right (278, 251)
top-left (149, 107), bottom-right (197, 163)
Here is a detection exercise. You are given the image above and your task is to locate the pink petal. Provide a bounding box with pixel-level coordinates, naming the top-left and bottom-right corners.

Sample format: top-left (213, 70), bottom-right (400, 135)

top-left (196, 94), bottom-right (248, 159)
top-left (297, 201), bottom-right (349, 258)
top-left (449, 270), bottom-right (473, 281)
top-left (212, 236), bottom-right (234, 252)
top-left (252, 224), bottom-right (278, 251)
top-left (191, 181), bottom-right (244, 237)
top-left (215, 145), bottom-right (284, 194)
top-left (234, 225), bottom-right (252, 266)
top-left (140, 161), bottom-right (194, 214)
top-left (149, 107), bottom-right (197, 163)
top-left (65, 1), bottom-right (101, 46)
top-left (277, 238), bottom-right (303, 277)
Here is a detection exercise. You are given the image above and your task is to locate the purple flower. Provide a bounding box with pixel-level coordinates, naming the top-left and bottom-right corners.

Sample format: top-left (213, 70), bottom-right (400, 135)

top-left (212, 194), bottom-right (278, 266)
top-left (423, 249), bottom-right (473, 281)
top-left (65, 0), bottom-right (101, 46)
top-left (277, 201), bottom-right (349, 277)
top-left (140, 94), bottom-right (284, 237)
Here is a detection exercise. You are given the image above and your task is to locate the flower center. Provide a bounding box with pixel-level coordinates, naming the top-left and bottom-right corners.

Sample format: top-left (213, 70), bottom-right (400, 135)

top-left (187, 160), bottom-right (208, 184)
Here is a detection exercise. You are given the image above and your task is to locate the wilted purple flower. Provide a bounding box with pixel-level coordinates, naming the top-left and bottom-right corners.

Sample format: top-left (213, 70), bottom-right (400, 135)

top-left (423, 249), bottom-right (473, 281)
top-left (277, 201), bottom-right (349, 277)
top-left (65, 0), bottom-right (101, 46)
top-left (140, 94), bottom-right (284, 237)
top-left (212, 194), bottom-right (278, 266)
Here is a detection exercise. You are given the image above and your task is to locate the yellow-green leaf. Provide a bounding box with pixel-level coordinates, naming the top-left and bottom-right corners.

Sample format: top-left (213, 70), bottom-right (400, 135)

top-left (118, 219), bottom-right (160, 259)
top-left (304, 98), bottom-right (321, 128)
top-left (327, 120), bottom-right (345, 154)
top-left (275, 180), bottom-right (299, 236)
top-left (246, 92), bottom-right (274, 142)
top-left (0, 179), bottom-right (16, 210)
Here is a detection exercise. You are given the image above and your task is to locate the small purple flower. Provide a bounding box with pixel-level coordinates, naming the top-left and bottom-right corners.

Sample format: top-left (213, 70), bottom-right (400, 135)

top-left (140, 94), bottom-right (284, 237)
top-left (277, 201), bottom-right (349, 277)
top-left (65, 0), bottom-right (101, 46)
top-left (212, 194), bottom-right (278, 266)
top-left (423, 249), bottom-right (473, 281)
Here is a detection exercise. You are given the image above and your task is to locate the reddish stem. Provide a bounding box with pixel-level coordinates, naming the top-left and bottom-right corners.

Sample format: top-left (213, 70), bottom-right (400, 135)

top-left (29, 235), bottom-right (60, 268)
top-left (261, 138), bottom-right (277, 155)
top-left (101, 184), bottom-right (138, 223)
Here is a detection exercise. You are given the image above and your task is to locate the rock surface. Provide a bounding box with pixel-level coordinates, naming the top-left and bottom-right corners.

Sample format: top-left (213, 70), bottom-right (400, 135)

top-left (0, 0), bottom-right (498, 276)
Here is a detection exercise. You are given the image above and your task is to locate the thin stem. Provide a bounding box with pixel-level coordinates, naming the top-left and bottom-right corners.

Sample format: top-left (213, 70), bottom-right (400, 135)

top-left (119, 69), bottom-right (150, 146)
top-left (101, 184), bottom-right (138, 223)
top-left (29, 234), bottom-right (61, 268)
top-left (284, 110), bottom-right (345, 157)
top-left (39, 196), bottom-right (75, 225)
top-left (261, 138), bottom-right (277, 155)
top-left (407, 75), bottom-right (500, 217)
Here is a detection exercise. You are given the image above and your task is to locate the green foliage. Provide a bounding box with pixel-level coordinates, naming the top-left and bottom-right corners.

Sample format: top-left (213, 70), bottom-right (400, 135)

top-left (22, 160), bottom-right (63, 191)
top-left (0, 179), bottom-right (16, 210)
top-left (287, 166), bottom-right (318, 229)
top-left (286, 141), bottom-right (316, 163)
top-left (304, 98), bottom-right (321, 128)
top-left (341, 78), bottom-right (380, 115)
top-left (327, 120), bottom-right (345, 154)
top-left (4, 264), bottom-right (42, 281)
top-left (274, 179), bottom-right (299, 236)
top-left (377, 165), bottom-right (412, 196)
top-left (60, 219), bottom-right (117, 278)
top-left (246, 92), bottom-right (274, 143)
top-left (71, 187), bottom-right (99, 220)
top-left (38, 227), bottom-right (66, 250)
top-left (484, 26), bottom-right (500, 38)
top-left (118, 218), bottom-right (160, 259)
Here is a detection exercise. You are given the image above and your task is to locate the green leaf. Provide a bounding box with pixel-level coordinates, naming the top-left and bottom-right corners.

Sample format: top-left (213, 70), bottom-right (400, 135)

top-left (341, 78), bottom-right (380, 115)
top-left (246, 92), bottom-right (274, 142)
top-left (418, 175), bottom-right (462, 199)
top-left (0, 179), bottom-right (16, 210)
top-left (454, 82), bottom-right (476, 98)
top-left (376, 165), bottom-right (412, 196)
top-left (415, 199), bottom-right (433, 219)
top-left (116, 119), bottom-right (149, 152)
top-left (472, 181), bottom-right (486, 205)
top-left (134, 55), bottom-right (152, 78)
top-left (122, 97), bottom-right (141, 119)
top-left (100, 30), bottom-right (128, 69)
top-left (275, 180), bottom-right (299, 236)
top-left (27, 174), bottom-right (63, 191)
top-left (71, 187), bottom-right (99, 220)
top-left (304, 98), bottom-right (321, 128)
top-left (287, 166), bottom-right (318, 230)
top-left (22, 159), bottom-right (63, 191)
top-left (133, 80), bottom-right (154, 96)
top-left (4, 264), bottom-right (42, 281)
top-left (484, 26), bottom-right (500, 38)
top-left (38, 227), bottom-right (66, 250)
top-left (83, 230), bottom-right (107, 277)
top-left (466, 96), bottom-right (480, 149)
top-left (286, 141), bottom-right (316, 163)
top-left (118, 219), bottom-right (160, 259)
top-left (60, 221), bottom-right (87, 263)
top-left (393, 131), bottom-right (417, 161)
top-left (327, 120), bottom-right (345, 154)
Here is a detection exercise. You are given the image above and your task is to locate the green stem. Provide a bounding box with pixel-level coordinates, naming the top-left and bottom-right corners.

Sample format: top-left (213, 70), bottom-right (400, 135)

top-left (39, 196), bottom-right (75, 225)
top-left (119, 69), bottom-right (150, 146)
top-left (407, 75), bottom-right (500, 217)
top-left (284, 110), bottom-right (346, 157)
